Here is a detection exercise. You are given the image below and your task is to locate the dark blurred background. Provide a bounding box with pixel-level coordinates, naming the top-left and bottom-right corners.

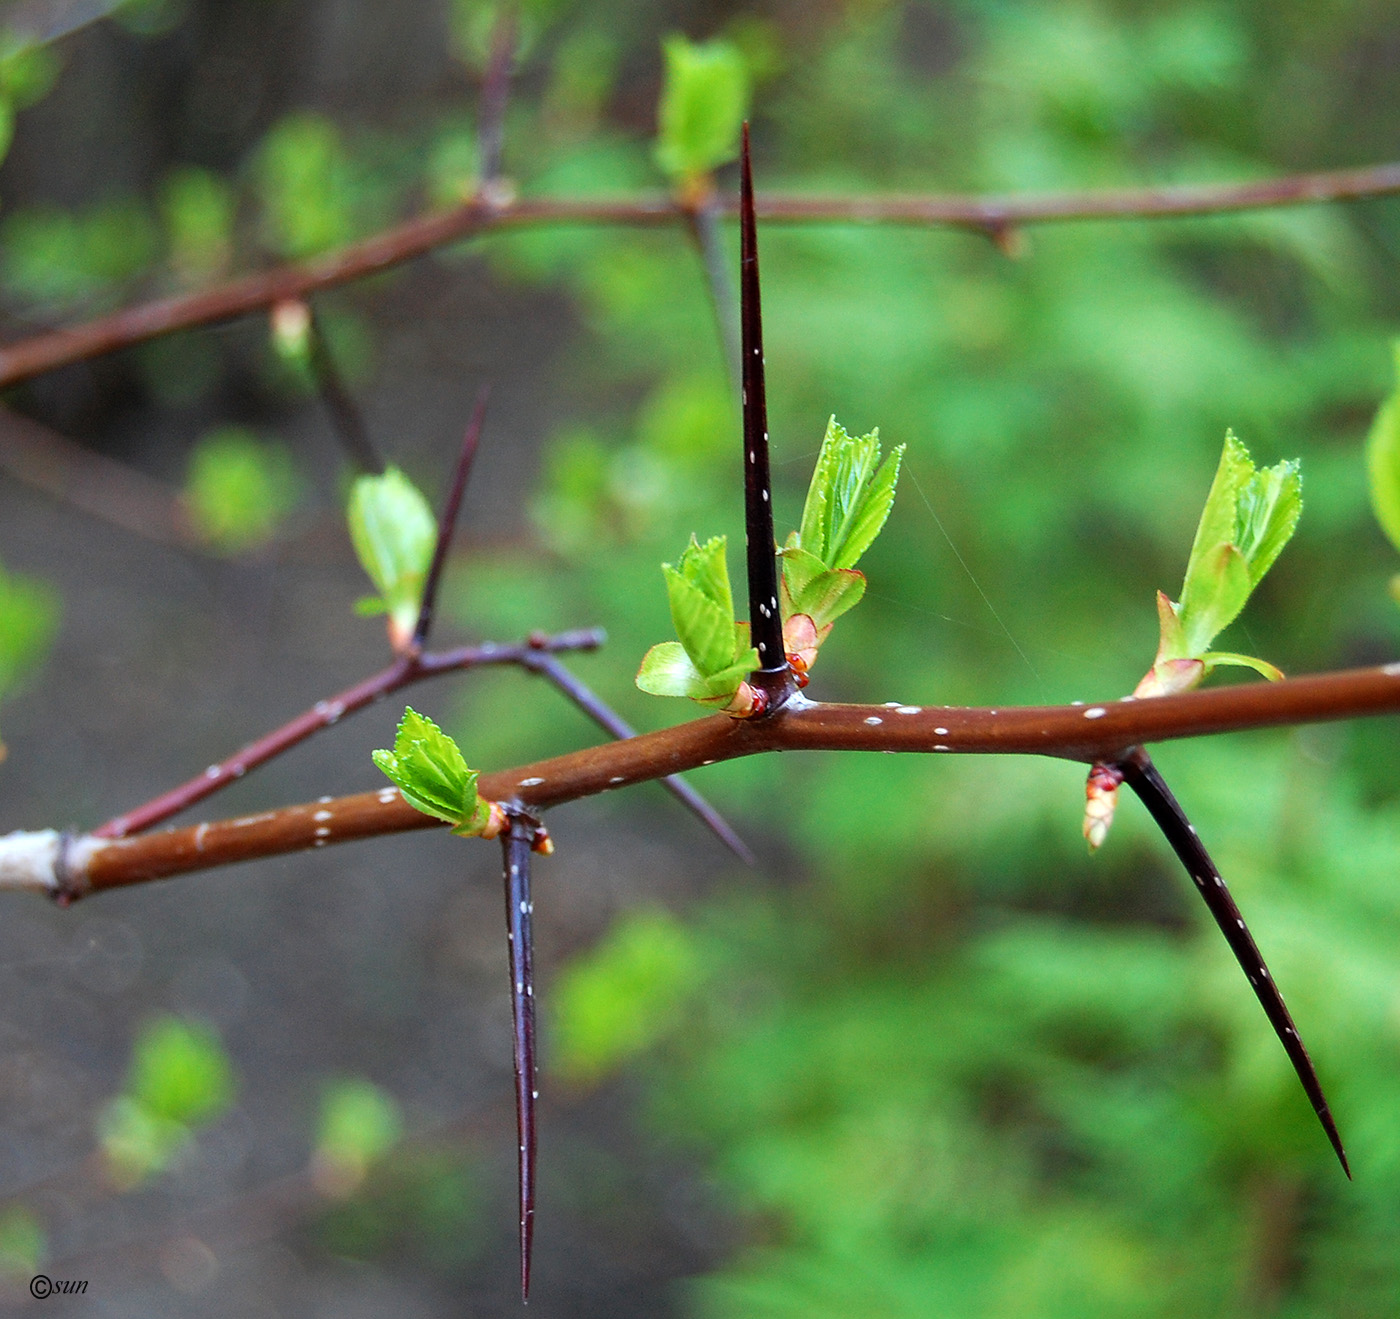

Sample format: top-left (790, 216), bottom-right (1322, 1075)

top-left (3, 0), bottom-right (1400, 1314)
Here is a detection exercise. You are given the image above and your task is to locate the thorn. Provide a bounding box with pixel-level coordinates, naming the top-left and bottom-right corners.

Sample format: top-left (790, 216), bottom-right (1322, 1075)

top-left (739, 123), bottom-right (795, 715)
top-left (1120, 748), bottom-right (1350, 1176)
top-left (412, 387), bottom-right (489, 650)
top-left (501, 815), bottom-right (538, 1299)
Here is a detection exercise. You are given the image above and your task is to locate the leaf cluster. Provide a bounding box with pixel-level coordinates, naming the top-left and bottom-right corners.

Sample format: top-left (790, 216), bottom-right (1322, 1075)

top-left (372, 707), bottom-right (493, 836)
top-left (1138, 431), bottom-right (1300, 697)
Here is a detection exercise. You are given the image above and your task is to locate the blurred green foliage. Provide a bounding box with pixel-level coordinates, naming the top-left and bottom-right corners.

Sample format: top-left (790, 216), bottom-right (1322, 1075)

top-left (655, 35), bottom-right (748, 186)
top-left (0, 1206), bottom-right (44, 1282)
top-left (182, 426), bottom-right (300, 554)
top-left (98, 1015), bottom-right (235, 1188)
top-left (312, 1078), bottom-right (403, 1196)
top-left (6, 0), bottom-right (1400, 1311)
top-left (0, 559), bottom-right (58, 758)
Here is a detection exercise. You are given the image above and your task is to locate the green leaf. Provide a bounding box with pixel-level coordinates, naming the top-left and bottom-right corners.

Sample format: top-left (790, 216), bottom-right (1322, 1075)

top-left (98, 1096), bottom-right (188, 1187)
top-left (635, 640), bottom-right (756, 705)
top-left (1174, 431), bottom-right (1300, 656)
top-left (794, 417), bottom-right (904, 571)
top-left (1199, 651), bottom-right (1285, 682)
top-left (315, 1078), bottom-right (403, 1188)
top-left (655, 35), bottom-right (748, 184)
top-left (636, 641), bottom-right (712, 700)
top-left (1233, 457), bottom-right (1301, 587)
top-left (347, 466), bottom-right (437, 646)
top-left (779, 545), bottom-right (867, 632)
top-left (1181, 430), bottom-right (1253, 606)
top-left (1366, 342), bottom-right (1400, 555)
top-left (372, 707), bottom-right (481, 829)
top-left (1179, 542), bottom-right (1251, 656)
top-left (183, 426), bottom-right (300, 554)
top-left (161, 166), bottom-right (234, 281)
top-left (127, 1015), bottom-right (235, 1128)
top-left (255, 112), bottom-right (354, 259)
top-left (663, 535), bottom-right (746, 677)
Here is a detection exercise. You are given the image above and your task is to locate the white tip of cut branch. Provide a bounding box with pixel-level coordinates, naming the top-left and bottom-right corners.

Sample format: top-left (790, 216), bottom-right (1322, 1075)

top-left (0, 830), bottom-right (65, 895)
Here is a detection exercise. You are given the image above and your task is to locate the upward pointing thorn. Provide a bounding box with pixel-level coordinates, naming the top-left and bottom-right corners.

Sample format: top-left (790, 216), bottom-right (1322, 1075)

top-left (739, 124), bottom-right (794, 712)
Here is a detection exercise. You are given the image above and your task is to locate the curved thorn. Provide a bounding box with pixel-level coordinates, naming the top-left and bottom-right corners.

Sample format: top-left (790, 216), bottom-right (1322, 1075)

top-left (1120, 747), bottom-right (1349, 1177)
top-left (501, 815), bottom-right (539, 1298)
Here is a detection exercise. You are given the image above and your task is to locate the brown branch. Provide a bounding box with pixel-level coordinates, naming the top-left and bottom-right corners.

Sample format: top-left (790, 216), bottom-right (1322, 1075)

top-left (0, 405), bottom-right (198, 547)
top-left (33, 660), bottom-right (1400, 898)
top-left (4, 160), bottom-right (1400, 388)
top-left (520, 649), bottom-right (754, 865)
top-left (91, 628), bottom-right (605, 840)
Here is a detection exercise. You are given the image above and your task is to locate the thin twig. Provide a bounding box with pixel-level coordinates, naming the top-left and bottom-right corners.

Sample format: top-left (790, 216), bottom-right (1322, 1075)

top-left (0, 406), bottom-right (198, 547)
top-left (4, 161), bottom-right (1400, 387)
top-left (411, 388), bottom-right (488, 651)
top-left (477, 3), bottom-right (519, 188)
top-left (304, 304), bottom-right (384, 474)
top-left (89, 629), bottom-right (605, 840)
top-left (26, 660), bottom-right (1400, 897)
top-left (683, 192), bottom-right (740, 386)
top-left (738, 125), bottom-right (794, 709)
top-left (1118, 746), bottom-right (1349, 1175)
top-left (521, 648), bottom-right (754, 865)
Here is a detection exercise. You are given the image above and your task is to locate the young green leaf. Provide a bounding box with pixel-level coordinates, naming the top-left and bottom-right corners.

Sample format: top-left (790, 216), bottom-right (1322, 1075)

top-left (794, 417), bottom-right (904, 572)
top-left (1367, 341), bottom-right (1400, 555)
top-left (773, 417), bottom-right (901, 677)
top-left (664, 535), bottom-right (738, 677)
top-left (1174, 431), bottom-right (1300, 657)
top-left (638, 535), bottom-right (760, 709)
top-left (372, 707), bottom-right (491, 835)
top-left (655, 35), bottom-right (748, 186)
top-left (348, 466), bottom-right (437, 651)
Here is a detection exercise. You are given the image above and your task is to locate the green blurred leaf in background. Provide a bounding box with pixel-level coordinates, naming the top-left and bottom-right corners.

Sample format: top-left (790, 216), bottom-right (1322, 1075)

top-left (348, 466), bottom-right (437, 650)
top-left (312, 1078), bottom-right (403, 1198)
top-left (99, 1015), bottom-right (235, 1189)
top-left (655, 34), bottom-right (748, 191)
top-left (182, 426), bottom-right (301, 555)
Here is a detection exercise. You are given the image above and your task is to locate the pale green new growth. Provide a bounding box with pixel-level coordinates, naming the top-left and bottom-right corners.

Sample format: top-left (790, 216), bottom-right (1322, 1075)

top-left (314, 1078), bottom-right (403, 1191)
top-left (372, 707), bottom-right (490, 836)
top-left (1175, 431), bottom-right (1300, 658)
top-left (184, 427), bottom-right (300, 554)
top-left (1366, 342), bottom-right (1400, 564)
top-left (1138, 431), bottom-right (1300, 697)
top-left (638, 420), bottom-right (903, 704)
top-left (795, 418), bottom-right (904, 572)
top-left (348, 466), bottom-right (437, 647)
top-left (637, 535), bottom-right (758, 706)
top-left (655, 35), bottom-right (748, 184)
top-left (780, 417), bottom-right (903, 647)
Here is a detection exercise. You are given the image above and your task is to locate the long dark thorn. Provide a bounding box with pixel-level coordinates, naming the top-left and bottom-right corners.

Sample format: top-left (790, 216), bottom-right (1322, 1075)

top-left (412, 388), bottom-right (489, 651)
top-left (1120, 746), bottom-right (1350, 1177)
top-left (739, 124), bottom-right (793, 710)
top-left (502, 813), bottom-right (539, 1300)
top-left (478, 3), bottom-right (519, 187)
top-left (524, 648), bottom-right (755, 865)
top-left (305, 305), bottom-right (385, 475)
top-left (684, 194), bottom-right (740, 388)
